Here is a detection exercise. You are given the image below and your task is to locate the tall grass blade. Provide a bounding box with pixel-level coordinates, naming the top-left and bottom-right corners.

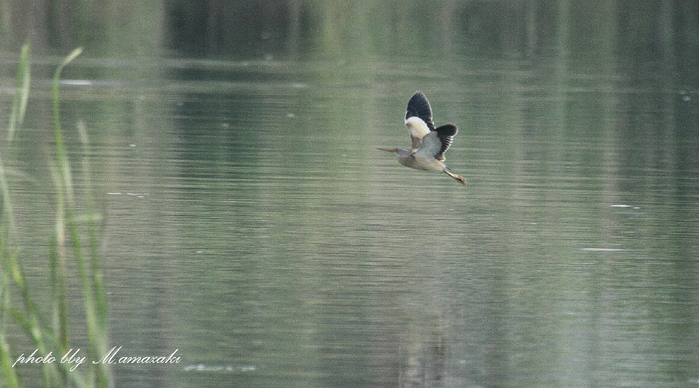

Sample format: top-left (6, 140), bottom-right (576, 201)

top-left (1, 45), bottom-right (111, 388)
top-left (0, 42), bottom-right (69, 388)
top-left (52, 47), bottom-right (113, 388)
top-left (52, 47), bottom-right (83, 204)
top-left (78, 121), bottom-right (108, 328)
top-left (0, 42), bottom-right (32, 388)
top-left (7, 44), bottom-right (30, 142)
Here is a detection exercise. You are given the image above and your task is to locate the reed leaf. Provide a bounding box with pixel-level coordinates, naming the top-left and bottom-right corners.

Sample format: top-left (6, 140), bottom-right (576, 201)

top-left (1, 45), bottom-right (112, 388)
top-left (7, 44), bottom-right (30, 142)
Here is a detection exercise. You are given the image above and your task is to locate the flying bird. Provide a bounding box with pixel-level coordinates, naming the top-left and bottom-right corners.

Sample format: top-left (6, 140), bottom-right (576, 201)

top-left (379, 91), bottom-right (467, 185)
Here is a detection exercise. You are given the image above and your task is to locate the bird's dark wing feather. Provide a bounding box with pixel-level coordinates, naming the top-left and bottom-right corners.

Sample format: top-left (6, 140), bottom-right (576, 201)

top-left (405, 91), bottom-right (435, 131)
top-left (433, 124), bottom-right (457, 161)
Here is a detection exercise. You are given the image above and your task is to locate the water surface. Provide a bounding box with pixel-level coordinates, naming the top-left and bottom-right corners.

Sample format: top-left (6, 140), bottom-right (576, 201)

top-left (2, 1), bottom-right (699, 387)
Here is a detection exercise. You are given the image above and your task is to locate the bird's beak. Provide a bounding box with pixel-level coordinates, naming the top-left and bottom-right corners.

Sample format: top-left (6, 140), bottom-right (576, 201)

top-left (377, 148), bottom-right (397, 153)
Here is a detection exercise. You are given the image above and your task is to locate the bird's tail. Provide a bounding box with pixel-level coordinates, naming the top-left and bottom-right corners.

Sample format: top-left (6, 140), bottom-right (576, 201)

top-left (444, 169), bottom-right (467, 185)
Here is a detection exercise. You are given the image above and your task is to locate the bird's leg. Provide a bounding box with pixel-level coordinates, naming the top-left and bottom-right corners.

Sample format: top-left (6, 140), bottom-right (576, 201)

top-left (444, 169), bottom-right (467, 185)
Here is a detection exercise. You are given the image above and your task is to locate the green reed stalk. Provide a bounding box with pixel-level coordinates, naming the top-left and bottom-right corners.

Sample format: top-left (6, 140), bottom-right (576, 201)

top-left (0, 45), bottom-right (112, 388)
top-left (0, 42), bottom-right (48, 388)
top-left (52, 47), bottom-right (112, 387)
top-left (7, 45), bottom-right (30, 143)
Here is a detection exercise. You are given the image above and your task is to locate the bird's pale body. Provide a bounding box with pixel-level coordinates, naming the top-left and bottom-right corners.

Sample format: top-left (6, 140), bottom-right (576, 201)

top-left (392, 147), bottom-right (446, 171)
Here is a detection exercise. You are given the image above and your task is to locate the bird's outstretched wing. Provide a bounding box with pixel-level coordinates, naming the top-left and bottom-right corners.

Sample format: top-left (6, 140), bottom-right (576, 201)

top-left (414, 124), bottom-right (458, 162)
top-left (405, 91), bottom-right (435, 130)
top-left (404, 91), bottom-right (435, 152)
